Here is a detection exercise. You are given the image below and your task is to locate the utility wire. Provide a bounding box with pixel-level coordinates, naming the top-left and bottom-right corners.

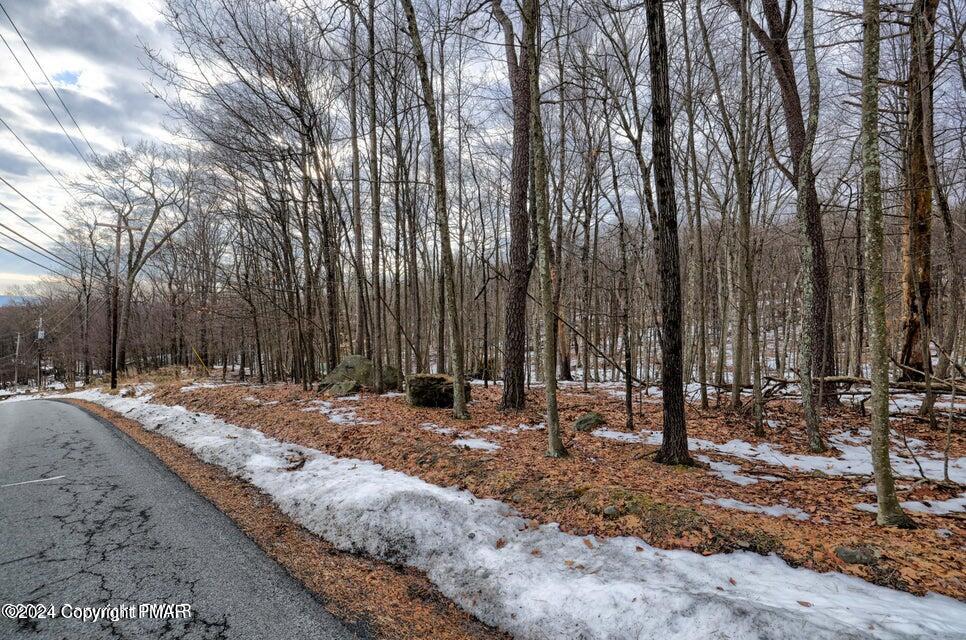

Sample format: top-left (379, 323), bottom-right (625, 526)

top-left (0, 226), bottom-right (77, 271)
top-left (0, 115), bottom-right (82, 206)
top-left (0, 243), bottom-right (73, 280)
top-left (0, 28), bottom-right (94, 173)
top-left (0, 3), bottom-right (101, 162)
top-left (0, 199), bottom-right (82, 261)
top-left (0, 174), bottom-right (71, 232)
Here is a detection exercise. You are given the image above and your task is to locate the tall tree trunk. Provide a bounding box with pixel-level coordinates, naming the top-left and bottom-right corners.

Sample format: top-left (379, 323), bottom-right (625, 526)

top-left (523, 0), bottom-right (565, 457)
top-left (917, 0), bottom-right (962, 416)
top-left (349, 10), bottom-right (367, 356)
top-left (646, 0), bottom-right (691, 466)
top-left (798, 0), bottom-right (826, 452)
top-left (681, 0), bottom-right (708, 409)
top-left (849, 209), bottom-right (865, 377)
top-left (861, 0), bottom-right (914, 528)
top-left (737, 0), bottom-right (763, 434)
top-left (727, 0), bottom-right (837, 404)
top-left (492, 0), bottom-right (532, 410)
top-left (898, 0), bottom-right (938, 381)
top-left (401, 0), bottom-right (468, 419)
top-left (368, 0), bottom-right (384, 391)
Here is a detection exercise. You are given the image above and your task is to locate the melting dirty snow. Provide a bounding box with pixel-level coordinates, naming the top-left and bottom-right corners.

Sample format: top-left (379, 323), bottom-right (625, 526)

top-left (591, 428), bottom-right (966, 484)
top-left (44, 390), bottom-right (966, 640)
top-left (854, 494), bottom-right (966, 516)
top-left (703, 497), bottom-right (810, 521)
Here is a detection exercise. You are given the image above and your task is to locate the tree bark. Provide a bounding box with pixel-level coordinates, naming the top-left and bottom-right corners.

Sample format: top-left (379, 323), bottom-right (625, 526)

top-left (368, 0), bottom-right (384, 392)
top-left (523, 0), bottom-right (565, 457)
top-left (898, 0), bottom-right (939, 381)
top-left (727, 0), bottom-right (837, 404)
top-left (646, 0), bottom-right (691, 466)
top-left (401, 0), bottom-right (468, 419)
top-left (861, 0), bottom-right (914, 528)
top-left (492, 0), bottom-right (533, 410)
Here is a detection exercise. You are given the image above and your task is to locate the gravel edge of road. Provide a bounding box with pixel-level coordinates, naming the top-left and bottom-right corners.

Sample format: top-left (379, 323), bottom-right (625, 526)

top-left (58, 399), bottom-right (506, 640)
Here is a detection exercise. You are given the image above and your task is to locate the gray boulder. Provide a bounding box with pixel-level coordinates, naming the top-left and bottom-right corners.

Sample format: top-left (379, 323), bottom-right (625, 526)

top-left (318, 355), bottom-right (401, 396)
top-left (574, 411), bottom-right (606, 432)
top-left (834, 545), bottom-right (880, 565)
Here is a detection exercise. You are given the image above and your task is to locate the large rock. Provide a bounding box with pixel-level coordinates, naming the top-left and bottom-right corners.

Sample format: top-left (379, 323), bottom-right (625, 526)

top-left (834, 545), bottom-right (880, 565)
top-left (406, 373), bottom-right (471, 408)
top-left (325, 380), bottom-right (359, 397)
top-left (574, 411), bottom-right (606, 432)
top-left (318, 355), bottom-right (401, 396)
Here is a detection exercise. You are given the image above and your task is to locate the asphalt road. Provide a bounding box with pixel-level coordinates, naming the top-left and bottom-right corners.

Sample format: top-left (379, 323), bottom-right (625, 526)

top-left (0, 399), bottom-right (361, 640)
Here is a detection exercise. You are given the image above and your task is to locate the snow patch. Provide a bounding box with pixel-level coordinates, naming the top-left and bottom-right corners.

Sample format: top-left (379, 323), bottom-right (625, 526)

top-left (854, 494), bottom-right (966, 516)
top-left (510, 422), bottom-right (545, 433)
top-left (451, 437), bottom-right (501, 451)
top-left (591, 428), bottom-right (966, 483)
top-left (695, 455), bottom-right (770, 486)
top-left (704, 497), bottom-right (810, 521)
top-left (301, 399), bottom-right (379, 425)
top-left (591, 428), bottom-right (655, 444)
top-left (420, 423), bottom-right (500, 451)
top-left (418, 422), bottom-right (456, 435)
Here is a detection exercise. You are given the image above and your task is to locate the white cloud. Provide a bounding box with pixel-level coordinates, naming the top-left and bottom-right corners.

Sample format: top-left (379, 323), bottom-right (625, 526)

top-left (0, 0), bottom-right (173, 281)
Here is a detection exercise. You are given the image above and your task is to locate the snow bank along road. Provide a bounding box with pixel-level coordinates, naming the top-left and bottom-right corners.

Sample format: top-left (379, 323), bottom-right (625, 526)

top-left (0, 399), bottom-right (360, 640)
top-left (29, 390), bottom-right (964, 640)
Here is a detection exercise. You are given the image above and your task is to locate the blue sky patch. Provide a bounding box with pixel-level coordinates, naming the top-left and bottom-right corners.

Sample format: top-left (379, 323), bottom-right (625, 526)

top-left (52, 70), bottom-right (80, 85)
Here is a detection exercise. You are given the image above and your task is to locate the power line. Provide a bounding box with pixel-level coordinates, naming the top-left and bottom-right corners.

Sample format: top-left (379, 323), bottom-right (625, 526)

top-left (0, 199), bottom-right (82, 260)
top-left (0, 243), bottom-right (73, 280)
top-left (0, 27), bottom-right (94, 173)
top-left (0, 226), bottom-right (77, 272)
top-left (0, 2), bottom-right (101, 163)
top-left (0, 192), bottom-right (138, 291)
top-left (0, 174), bottom-right (71, 232)
top-left (0, 115), bottom-right (82, 206)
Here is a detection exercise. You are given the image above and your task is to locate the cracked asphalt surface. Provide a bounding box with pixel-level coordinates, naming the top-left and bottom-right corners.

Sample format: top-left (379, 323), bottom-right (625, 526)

top-left (0, 399), bottom-right (361, 640)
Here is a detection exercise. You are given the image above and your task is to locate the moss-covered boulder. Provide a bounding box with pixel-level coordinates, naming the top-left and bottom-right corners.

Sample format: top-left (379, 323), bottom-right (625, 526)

top-left (574, 411), bottom-right (606, 432)
top-left (406, 373), bottom-right (471, 408)
top-left (318, 354), bottom-right (401, 396)
top-left (324, 380), bottom-right (359, 397)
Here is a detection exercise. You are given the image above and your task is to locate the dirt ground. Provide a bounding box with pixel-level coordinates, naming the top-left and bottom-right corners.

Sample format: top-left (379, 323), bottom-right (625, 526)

top-left (103, 369), bottom-right (966, 601)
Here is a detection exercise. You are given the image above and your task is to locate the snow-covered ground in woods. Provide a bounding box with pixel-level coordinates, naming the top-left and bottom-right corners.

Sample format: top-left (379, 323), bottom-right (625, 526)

top-left (702, 497), bottom-right (810, 521)
top-left (592, 427), bottom-right (966, 486)
top-left (37, 389), bottom-right (966, 640)
top-left (420, 422), bottom-right (501, 451)
top-left (695, 455), bottom-right (782, 486)
top-left (452, 437), bottom-right (501, 451)
top-left (854, 494), bottom-right (966, 516)
top-left (418, 422), bottom-right (456, 435)
top-left (301, 399), bottom-right (379, 425)
top-left (0, 390), bottom-right (38, 402)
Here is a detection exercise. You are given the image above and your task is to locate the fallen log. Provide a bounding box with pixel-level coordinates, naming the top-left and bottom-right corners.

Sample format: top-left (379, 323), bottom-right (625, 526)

top-left (764, 375), bottom-right (966, 395)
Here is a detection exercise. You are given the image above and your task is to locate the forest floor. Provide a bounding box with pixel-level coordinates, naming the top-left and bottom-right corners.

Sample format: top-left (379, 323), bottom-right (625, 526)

top-left (122, 370), bottom-right (964, 602)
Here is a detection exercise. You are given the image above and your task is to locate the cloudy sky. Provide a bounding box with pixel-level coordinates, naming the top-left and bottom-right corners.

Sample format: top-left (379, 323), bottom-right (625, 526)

top-left (0, 0), bottom-right (172, 291)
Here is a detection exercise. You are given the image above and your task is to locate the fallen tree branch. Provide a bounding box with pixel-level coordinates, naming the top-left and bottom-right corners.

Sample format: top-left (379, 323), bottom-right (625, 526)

top-left (764, 374), bottom-right (966, 395)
